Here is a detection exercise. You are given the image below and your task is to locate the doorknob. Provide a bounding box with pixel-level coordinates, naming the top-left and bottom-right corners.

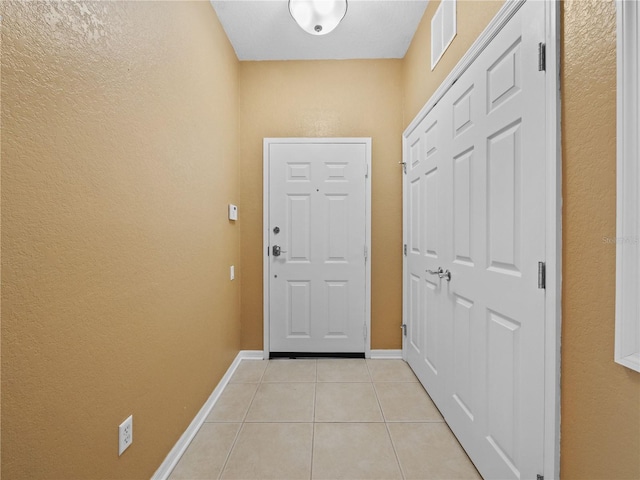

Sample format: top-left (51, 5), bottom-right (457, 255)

top-left (426, 267), bottom-right (451, 281)
top-left (272, 245), bottom-right (287, 257)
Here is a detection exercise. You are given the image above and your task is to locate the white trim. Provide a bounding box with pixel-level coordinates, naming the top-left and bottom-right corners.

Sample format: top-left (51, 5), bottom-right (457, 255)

top-left (151, 351), bottom-right (264, 480)
top-left (615, 0), bottom-right (640, 373)
top-left (402, 1), bottom-right (561, 478)
top-left (543, 2), bottom-right (562, 478)
top-left (239, 350), bottom-right (266, 360)
top-left (263, 138), bottom-right (372, 359)
top-left (370, 349), bottom-right (403, 359)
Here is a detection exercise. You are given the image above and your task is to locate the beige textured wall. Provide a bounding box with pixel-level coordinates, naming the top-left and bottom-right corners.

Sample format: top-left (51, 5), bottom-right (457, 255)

top-left (561, 1), bottom-right (640, 478)
top-left (1, 2), bottom-right (240, 478)
top-left (403, 1), bottom-right (640, 478)
top-left (239, 60), bottom-right (403, 350)
top-left (0, 13), bottom-right (3, 479)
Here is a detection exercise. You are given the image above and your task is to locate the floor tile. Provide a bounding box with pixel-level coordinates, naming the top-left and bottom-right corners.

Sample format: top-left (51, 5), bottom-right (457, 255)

top-left (315, 383), bottom-right (383, 422)
top-left (317, 358), bottom-right (371, 382)
top-left (312, 423), bottom-right (402, 480)
top-left (375, 382), bottom-right (443, 422)
top-left (366, 359), bottom-right (418, 382)
top-left (388, 423), bottom-right (481, 479)
top-left (174, 359), bottom-right (478, 480)
top-left (262, 359), bottom-right (317, 382)
top-left (168, 423), bottom-right (240, 480)
top-left (229, 360), bottom-right (268, 383)
top-left (205, 383), bottom-right (257, 423)
top-left (245, 382), bottom-right (315, 422)
top-left (221, 423), bottom-right (313, 480)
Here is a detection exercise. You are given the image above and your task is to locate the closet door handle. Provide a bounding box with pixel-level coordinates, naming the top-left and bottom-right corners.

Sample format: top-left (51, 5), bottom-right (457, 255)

top-left (426, 267), bottom-right (451, 281)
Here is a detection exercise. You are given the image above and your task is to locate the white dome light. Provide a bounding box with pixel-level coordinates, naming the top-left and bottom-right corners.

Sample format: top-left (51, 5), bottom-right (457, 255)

top-left (289, 0), bottom-right (348, 36)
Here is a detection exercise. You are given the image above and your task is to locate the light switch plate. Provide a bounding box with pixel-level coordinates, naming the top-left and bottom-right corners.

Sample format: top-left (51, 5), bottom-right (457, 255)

top-left (230, 265), bottom-right (235, 280)
top-left (228, 204), bottom-right (238, 221)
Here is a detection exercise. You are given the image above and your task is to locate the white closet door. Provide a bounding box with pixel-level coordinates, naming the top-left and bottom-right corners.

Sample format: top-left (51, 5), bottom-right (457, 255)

top-left (403, 1), bottom-right (547, 478)
top-left (405, 99), bottom-right (451, 410)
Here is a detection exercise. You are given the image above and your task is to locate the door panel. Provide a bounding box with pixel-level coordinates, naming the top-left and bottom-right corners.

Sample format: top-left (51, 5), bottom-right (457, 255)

top-left (452, 294), bottom-right (474, 421)
top-left (288, 195), bottom-right (311, 261)
top-left (424, 167), bottom-right (440, 258)
top-left (424, 278), bottom-right (441, 375)
top-left (405, 100), bottom-right (451, 409)
top-left (403, 2), bottom-right (546, 478)
top-left (287, 281), bottom-right (311, 337)
top-left (453, 147), bottom-right (474, 266)
top-left (487, 121), bottom-right (522, 275)
top-left (268, 141), bottom-right (368, 353)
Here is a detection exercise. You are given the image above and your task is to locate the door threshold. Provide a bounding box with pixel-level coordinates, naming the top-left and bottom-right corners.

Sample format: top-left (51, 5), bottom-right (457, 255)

top-left (269, 352), bottom-right (365, 359)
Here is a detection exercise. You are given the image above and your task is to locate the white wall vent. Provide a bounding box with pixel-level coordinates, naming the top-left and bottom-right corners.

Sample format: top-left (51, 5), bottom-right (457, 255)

top-left (431, 0), bottom-right (457, 70)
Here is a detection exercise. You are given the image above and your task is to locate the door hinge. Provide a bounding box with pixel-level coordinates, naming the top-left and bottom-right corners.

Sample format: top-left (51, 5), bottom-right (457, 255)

top-left (399, 161), bottom-right (407, 174)
top-left (267, 246), bottom-right (270, 256)
top-left (538, 261), bottom-right (546, 289)
top-left (401, 324), bottom-right (407, 336)
top-left (365, 163), bottom-right (369, 178)
top-left (537, 475), bottom-right (544, 480)
top-left (538, 42), bottom-right (546, 72)
top-left (403, 244), bottom-right (407, 256)
top-left (363, 322), bottom-right (368, 340)
top-left (364, 245), bottom-right (368, 261)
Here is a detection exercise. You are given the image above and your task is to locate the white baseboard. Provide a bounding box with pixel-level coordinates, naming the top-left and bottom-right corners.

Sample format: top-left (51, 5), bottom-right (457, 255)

top-left (240, 350), bottom-right (266, 360)
top-left (370, 349), bottom-right (403, 359)
top-left (151, 350), bottom-right (264, 480)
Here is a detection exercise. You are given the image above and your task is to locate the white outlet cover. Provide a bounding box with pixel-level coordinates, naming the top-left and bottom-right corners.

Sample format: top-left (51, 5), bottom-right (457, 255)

top-left (119, 415), bottom-right (133, 456)
top-left (230, 265), bottom-right (235, 280)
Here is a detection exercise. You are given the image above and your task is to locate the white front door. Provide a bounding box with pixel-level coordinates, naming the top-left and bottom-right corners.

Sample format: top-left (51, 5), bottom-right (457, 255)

top-left (265, 139), bottom-right (370, 354)
top-left (403, 1), bottom-right (547, 478)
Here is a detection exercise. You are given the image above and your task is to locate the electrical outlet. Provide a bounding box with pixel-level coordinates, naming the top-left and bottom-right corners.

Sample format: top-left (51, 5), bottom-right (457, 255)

top-left (118, 415), bottom-right (133, 456)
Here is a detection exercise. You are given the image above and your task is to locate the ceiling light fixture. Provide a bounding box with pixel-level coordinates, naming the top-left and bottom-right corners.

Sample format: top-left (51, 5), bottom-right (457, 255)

top-left (288, 0), bottom-right (348, 36)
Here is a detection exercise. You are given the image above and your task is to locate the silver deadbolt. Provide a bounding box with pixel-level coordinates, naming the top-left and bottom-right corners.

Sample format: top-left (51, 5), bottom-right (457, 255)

top-left (272, 245), bottom-right (287, 257)
top-left (273, 226), bottom-right (280, 234)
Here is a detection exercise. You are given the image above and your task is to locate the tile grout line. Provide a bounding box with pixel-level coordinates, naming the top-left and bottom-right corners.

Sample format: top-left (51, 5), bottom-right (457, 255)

top-left (310, 360), bottom-right (318, 480)
top-left (216, 421), bottom-right (243, 480)
top-left (369, 359), bottom-right (407, 480)
top-left (383, 414), bottom-right (407, 480)
top-left (216, 360), bottom-right (267, 479)
top-left (240, 374), bottom-right (262, 424)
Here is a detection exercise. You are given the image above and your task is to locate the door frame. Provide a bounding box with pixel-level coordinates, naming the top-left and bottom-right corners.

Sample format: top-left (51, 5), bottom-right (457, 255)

top-left (401, 1), bottom-right (561, 478)
top-left (263, 138), bottom-right (372, 359)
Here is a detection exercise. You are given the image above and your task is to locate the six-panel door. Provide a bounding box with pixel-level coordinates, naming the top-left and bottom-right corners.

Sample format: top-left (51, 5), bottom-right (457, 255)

top-left (268, 142), bottom-right (368, 353)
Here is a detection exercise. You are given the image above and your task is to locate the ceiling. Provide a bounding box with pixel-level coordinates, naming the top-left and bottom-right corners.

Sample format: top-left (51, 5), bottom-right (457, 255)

top-left (210, 1), bottom-right (429, 61)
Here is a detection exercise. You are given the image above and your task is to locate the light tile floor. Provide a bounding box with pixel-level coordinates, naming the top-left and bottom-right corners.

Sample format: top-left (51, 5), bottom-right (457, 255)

top-left (169, 359), bottom-right (481, 480)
